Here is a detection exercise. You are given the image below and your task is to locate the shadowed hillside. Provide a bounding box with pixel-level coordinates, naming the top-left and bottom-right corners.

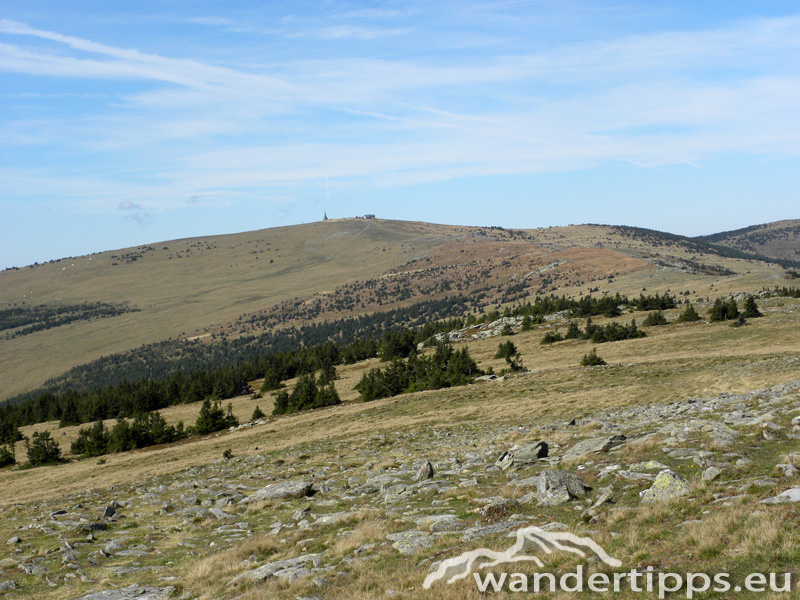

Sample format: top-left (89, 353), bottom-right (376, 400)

top-left (695, 219), bottom-right (800, 265)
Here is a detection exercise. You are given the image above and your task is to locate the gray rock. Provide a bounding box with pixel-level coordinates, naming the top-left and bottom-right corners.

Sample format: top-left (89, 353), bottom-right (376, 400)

top-left (761, 487), bottom-right (800, 504)
top-left (241, 480), bottom-right (314, 503)
top-left (0, 580), bottom-right (17, 591)
top-left (386, 531), bottom-right (432, 554)
top-left (227, 554), bottom-right (321, 586)
top-left (775, 463), bottom-right (800, 478)
top-left (17, 562), bottom-right (47, 576)
top-left (702, 467), bottom-right (723, 482)
top-left (563, 436), bottom-right (625, 461)
top-left (314, 511), bottom-right (356, 526)
top-left (537, 469), bottom-right (589, 506)
top-left (414, 459), bottom-right (434, 481)
top-left (71, 584), bottom-right (175, 600)
top-left (640, 470), bottom-right (691, 503)
top-left (629, 461), bottom-right (669, 472)
top-left (495, 441), bottom-right (548, 470)
top-left (414, 514), bottom-right (463, 532)
top-left (6, 536), bottom-right (21, 545)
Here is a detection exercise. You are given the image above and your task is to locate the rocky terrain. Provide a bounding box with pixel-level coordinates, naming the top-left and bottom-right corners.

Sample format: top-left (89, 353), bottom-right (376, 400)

top-left (3, 377), bottom-right (800, 599)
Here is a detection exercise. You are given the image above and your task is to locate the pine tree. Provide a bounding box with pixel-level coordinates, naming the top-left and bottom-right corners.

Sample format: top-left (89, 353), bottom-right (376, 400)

top-left (677, 303), bottom-right (701, 323)
top-left (742, 295), bottom-right (762, 318)
top-left (25, 431), bottom-right (63, 466)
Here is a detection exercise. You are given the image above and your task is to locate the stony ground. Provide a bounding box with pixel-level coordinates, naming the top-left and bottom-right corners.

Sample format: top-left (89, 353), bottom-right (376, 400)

top-left (2, 376), bottom-right (800, 600)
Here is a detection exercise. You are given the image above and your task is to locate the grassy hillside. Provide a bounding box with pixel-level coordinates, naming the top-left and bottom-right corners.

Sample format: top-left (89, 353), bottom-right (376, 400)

top-left (0, 219), bottom-right (462, 396)
top-left (695, 219), bottom-right (800, 264)
top-left (0, 219), bottom-right (793, 400)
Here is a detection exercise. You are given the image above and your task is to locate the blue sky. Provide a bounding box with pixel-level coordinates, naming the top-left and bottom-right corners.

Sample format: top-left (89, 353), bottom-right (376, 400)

top-left (2, 1), bottom-right (799, 269)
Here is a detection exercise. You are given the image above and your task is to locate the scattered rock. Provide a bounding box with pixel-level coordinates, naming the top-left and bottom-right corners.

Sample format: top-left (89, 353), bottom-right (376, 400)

top-left (241, 480), bottom-right (314, 503)
top-left (761, 487), bottom-right (800, 504)
top-left (227, 554), bottom-right (322, 586)
top-left (495, 440), bottom-right (548, 471)
top-left (537, 469), bottom-right (590, 506)
top-left (414, 459), bottom-right (434, 481)
top-left (640, 470), bottom-right (691, 503)
top-left (562, 436), bottom-right (626, 461)
top-left (71, 584), bottom-right (175, 600)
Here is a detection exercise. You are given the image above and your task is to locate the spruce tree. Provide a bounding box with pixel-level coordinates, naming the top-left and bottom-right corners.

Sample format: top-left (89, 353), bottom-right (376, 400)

top-left (742, 296), bottom-right (762, 318)
top-left (677, 303), bottom-right (701, 323)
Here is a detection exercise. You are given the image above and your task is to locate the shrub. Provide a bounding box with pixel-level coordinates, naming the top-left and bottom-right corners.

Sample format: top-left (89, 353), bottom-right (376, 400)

top-left (494, 340), bottom-right (518, 360)
top-left (580, 348), bottom-right (606, 366)
top-left (25, 431), bottom-right (63, 466)
top-left (501, 323), bottom-right (514, 336)
top-left (731, 314), bottom-right (748, 328)
top-left (495, 341), bottom-right (524, 371)
top-left (676, 304), bottom-right (701, 323)
top-left (540, 331), bottom-right (563, 345)
top-left (251, 405), bottom-right (266, 421)
top-left (0, 445), bottom-right (15, 468)
top-left (643, 311), bottom-right (668, 326)
top-left (565, 321), bottom-right (582, 339)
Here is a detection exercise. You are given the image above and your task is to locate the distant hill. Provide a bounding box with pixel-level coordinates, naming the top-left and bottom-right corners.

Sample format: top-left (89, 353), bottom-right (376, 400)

top-left (695, 219), bottom-right (800, 265)
top-left (0, 218), bottom-right (794, 399)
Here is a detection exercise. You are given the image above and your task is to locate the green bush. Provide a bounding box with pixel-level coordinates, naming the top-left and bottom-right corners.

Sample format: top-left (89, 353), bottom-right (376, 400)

top-left (540, 331), bottom-right (564, 345)
top-left (643, 311), bottom-right (668, 326)
top-left (676, 304), bottom-right (701, 323)
top-left (494, 340), bottom-right (518, 359)
top-left (25, 431), bottom-right (63, 467)
top-left (251, 405), bottom-right (266, 421)
top-left (580, 348), bottom-right (606, 367)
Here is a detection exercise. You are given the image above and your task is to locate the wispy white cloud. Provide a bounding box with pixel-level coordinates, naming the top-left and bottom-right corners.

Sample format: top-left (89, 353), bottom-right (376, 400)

top-left (1, 9), bottom-right (800, 218)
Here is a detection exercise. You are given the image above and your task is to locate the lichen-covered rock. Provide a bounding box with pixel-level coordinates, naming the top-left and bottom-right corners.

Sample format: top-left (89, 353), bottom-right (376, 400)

top-left (639, 470), bottom-right (691, 503)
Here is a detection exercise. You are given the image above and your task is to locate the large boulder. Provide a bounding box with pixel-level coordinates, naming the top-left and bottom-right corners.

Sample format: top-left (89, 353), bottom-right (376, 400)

top-left (536, 469), bottom-right (590, 506)
top-left (639, 470), bottom-right (691, 503)
top-left (563, 436), bottom-right (626, 461)
top-left (241, 480), bottom-right (314, 503)
top-left (495, 440), bottom-right (548, 471)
